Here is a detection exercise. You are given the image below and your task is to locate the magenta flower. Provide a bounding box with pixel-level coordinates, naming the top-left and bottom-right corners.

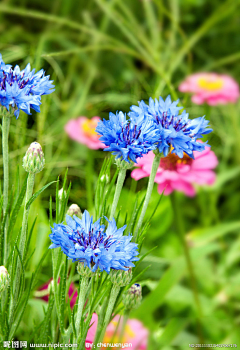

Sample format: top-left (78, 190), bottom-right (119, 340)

top-left (179, 72), bottom-right (239, 105)
top-left (131, 142), bottom-right (218, 197)
top-left (37, 278), bottom-right (78, 309)
top-left (65, 116), bottom-right (105, 150)
top-left (85, 313), bottom-right (148, 350)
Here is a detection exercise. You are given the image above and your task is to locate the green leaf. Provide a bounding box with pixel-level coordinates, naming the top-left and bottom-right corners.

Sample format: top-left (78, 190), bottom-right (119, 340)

top-left (26, 181), bottom-right (56, 209)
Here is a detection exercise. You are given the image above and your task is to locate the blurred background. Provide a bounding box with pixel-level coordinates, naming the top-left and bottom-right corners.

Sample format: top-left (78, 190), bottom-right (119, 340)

top-left (0, 0), bottom-right (240, 348)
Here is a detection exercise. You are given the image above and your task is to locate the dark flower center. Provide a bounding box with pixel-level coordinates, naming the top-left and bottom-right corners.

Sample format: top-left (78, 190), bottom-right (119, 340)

top-left (156, 112), bottom-right (189, 133)
top-left (120, 123), bottom-right (141, 145)
top-left (75, 228), bottom-right (116, 251)
top-left (160, 152), bottom-right (192, 171)
top-left (0, 70), bottom-right (30, 91)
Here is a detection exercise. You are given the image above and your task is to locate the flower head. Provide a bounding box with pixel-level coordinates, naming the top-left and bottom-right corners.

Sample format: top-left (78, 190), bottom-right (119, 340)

top-left (0, 54), bottom-right (54, 118)
top-left (179, 72), bottom-right (240, 105)
top-left (131, 143), bottom-right (218, 196)
top-left (65, 116), bottom-right (105, 150)
top-left (129, 95), bottom-right (212, 158)
top-left (86, 313), bottom-right (148, 350)
top-left (49, 210), bottom-right (139, 273)
top-left (96, 111), bottom-right (158, 163)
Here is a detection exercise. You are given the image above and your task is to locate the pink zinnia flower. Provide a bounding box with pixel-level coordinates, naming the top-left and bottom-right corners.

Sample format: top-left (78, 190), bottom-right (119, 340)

top-left (37, 278), bottom-right (78, 309)
top-left (131, 144), bottom-right (218, 197)
top-left (85, 314), bottom-right (148, 350)
top-left (65, 116), bottom-right (105, 150)
top-left (179, 72), bottom-right (239, 105)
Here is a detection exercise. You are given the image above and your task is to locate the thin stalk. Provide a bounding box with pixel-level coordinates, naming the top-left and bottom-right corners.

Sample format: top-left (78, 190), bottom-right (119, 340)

top-left (9, 172), bottom-right (35, 325)
top-left (117, 311), bottom-right (129, 349)
top-left (170, 192), bottom-right (204, 341)
top-left (94, 284), bottom-right (120, 345)
top-left (86, 149), bottom-right (93, 210)
top-left (134, 153), bottom-right (161, 241)
top-left (19, 172), bottom-right (35, 256)
top-left (110, 167), bottom-right (126, 220)
top-left (74, 276), bottom-right (89, 343)
top-left (2, 114), bottom-right (10, 265)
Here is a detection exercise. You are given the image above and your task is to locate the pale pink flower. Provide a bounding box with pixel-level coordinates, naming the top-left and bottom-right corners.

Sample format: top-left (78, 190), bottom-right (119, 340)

top-left (65, 116), bottom-right (105, 150)
top-left (131, 144), bottom-right (218, 197)
top-left (179, 72), bottom-right (239, 105)
top-left (37, 278), bottom-right (78, 309)
top-left (85, 314), bottom-right (148, 350)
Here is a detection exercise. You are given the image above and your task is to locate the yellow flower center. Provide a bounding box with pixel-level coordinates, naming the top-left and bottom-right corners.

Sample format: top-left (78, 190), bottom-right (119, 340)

top-left (160, 152), bottom-right (192, 170)
top-left (198, 76), bottom-right (223, 91)
top-left (82, 119), bottom-right (98, 137)
top-left (102, 322), bottom-right (135, 349)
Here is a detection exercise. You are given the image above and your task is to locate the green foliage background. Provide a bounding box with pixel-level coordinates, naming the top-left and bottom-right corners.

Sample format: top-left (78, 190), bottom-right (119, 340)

top-left (0, 0), bottom-right (240, 348)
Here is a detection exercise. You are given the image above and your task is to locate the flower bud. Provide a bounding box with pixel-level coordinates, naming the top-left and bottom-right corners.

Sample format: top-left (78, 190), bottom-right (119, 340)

top-left (58, 188), bottom-right (66, 201)
top-left (77, 262), bottom-right (94, 278)
top-left (67, 204), bottom-right (82, 218)
top-left (0, 266), bottom-right (10, 292)
top-left (110, 268), bottom-right (132, 287)
top-left (100, 174), bottom-right (110, 184)
top-left (122, 283), bottom-right (142, 310)
top-left (23, 142), bottom-right (45, 174)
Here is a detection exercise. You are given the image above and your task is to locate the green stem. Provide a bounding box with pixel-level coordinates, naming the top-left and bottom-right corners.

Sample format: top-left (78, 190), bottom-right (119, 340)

top-left (74, 276), bottom-right (89, 343)
top-left (97, 284), bottom-right (120, 344)
top-left (9, 172), bottom-right (35, 325)
top-left (171, 192), bottom-right (204, 341)
top-left (19, 172), bottom-right (35, 256)
top-left (86, 149), bottom-right (94, 209)
top-left (117, 311), bottom-right (129, 349)
top-left (134, 153), bottom-right (161, 241)
top-left (110, 167), bottom-right (126, 220)
top-left (2, 114), bottom-right (10, 265)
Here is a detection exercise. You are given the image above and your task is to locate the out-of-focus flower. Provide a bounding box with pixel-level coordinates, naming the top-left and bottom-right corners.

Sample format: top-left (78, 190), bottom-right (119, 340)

top-left (0, 53), bottom-right (54, 119)
top-left (49, 210), bottom-right (139, 273)
top-left (131, 143), bottom-right (218, 197)
top-left (65, 116), bottom-right (105, 150)
top-left (36, 278), bottom-right (78, 309)
top-left (129, 95), bottom-right (212, 159)
top-left (179, 72), bottom-right (240, 105)
top-left (22, 141), bottom-right (45, 174)
top-left (85, 313), bottom-right (148, 350)
top-left (96, 111), bottom-right (158, 163)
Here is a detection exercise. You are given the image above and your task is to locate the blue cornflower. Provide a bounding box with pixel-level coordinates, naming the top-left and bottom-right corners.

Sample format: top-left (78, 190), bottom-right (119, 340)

top-left (0, 54), bottom-right (54, 119)
top-left (96, 111), bottom-right (158, 163)
top-left (129, 95), bottom-right (212, 158)
top-left (49, 210), bottom-right (139, 273)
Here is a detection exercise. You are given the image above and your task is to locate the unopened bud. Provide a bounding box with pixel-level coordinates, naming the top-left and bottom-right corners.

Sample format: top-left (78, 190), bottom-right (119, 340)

top-left (0, 266), bottom-right (10, 292)
top-left (67, 204), bottom-right (82, 218)
top-left (110, 268), bottom-right (132, 287)
top-left (123, 283), bottom-right (142, 310)
top-left (100, 174), bottom-right (110, 184)
top-left (58, 188), bottom-right (66, 201)
top-left (23, 142), bottom-right (45, 174)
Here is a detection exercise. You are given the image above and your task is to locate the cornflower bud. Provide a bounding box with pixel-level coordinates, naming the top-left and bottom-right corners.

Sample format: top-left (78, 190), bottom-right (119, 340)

top-left (23, 142), bottom-right (45, 174)
top-left (67, 204), bottom-right (82, 218)
top-left (122, 283), bottom-right (142, 310)
top-left (0, 266), bottom-right (10, 292)
top-left (58, 188), bottom-right (66, 201)
top-left (110, 268), bottom-right (132, 287)
top-left (100, 174), bottom-right (110, 184)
